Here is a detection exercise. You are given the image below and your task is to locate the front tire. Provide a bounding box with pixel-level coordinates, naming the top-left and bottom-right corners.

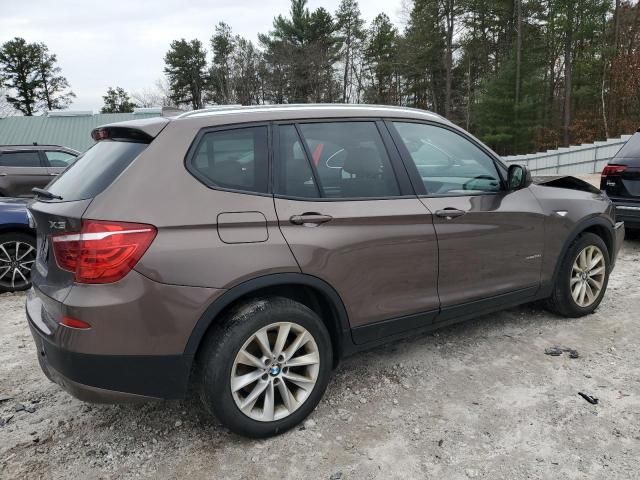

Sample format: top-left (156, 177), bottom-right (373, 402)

top-left (545, 232), bottom-right (610, 317)
top-left (0, 232), bottom-right (36, 293)
top-left (199, 297), bottom-right (333, 438)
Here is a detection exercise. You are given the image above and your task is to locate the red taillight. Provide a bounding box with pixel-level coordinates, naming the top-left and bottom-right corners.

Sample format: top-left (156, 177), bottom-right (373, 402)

top-left (52, 220), bottom-right (157, 284)
top-left (602, 164), bottom-right (627, 177)
top-left (61, 316), bottom-right (91, 329)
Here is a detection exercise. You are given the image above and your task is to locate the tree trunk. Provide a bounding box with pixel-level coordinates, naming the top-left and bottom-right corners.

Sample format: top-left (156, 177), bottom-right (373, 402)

top-left (342, 23), bottom-right (351, 103)
top-left (466, 55), bottom-right (471, 131)
top-left (514, 0), bottom-right (522, 152)
top-left (514, 0), bottom-right (522, 109)
top-left (444, 0), bottom-right (454, 118)
top-left (614, 0), bottom-right (620, 55)
top-left (563, 9), bottom-right (573, 147)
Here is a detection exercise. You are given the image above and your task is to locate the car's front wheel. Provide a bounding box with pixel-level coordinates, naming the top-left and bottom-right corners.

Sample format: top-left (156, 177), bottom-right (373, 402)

top-left (0, 232), bottom-right (36, 293)
top-left (199, 297), bottom-right (333, 438)
top-left (545, 232), bottom-right (610, 317)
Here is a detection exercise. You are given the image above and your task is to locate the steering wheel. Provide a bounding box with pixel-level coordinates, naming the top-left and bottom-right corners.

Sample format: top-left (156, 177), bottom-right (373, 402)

top-left (463, 175), bottom-right (497, 191)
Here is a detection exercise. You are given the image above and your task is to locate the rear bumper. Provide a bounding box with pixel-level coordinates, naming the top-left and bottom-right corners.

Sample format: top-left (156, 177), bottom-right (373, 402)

top-left (27, 304), bottom-right (191, 401)
top-left (25, 270), bottom-right (225, 402)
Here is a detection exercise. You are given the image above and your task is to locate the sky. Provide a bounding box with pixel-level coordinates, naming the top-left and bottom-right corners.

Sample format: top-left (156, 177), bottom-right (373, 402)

top-left (0, 0), bottom-right (406, 112)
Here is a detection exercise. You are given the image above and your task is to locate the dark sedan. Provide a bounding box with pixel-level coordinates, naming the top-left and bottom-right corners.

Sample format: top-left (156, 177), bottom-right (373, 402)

top-left (0, 197), bottom-right (35, 292)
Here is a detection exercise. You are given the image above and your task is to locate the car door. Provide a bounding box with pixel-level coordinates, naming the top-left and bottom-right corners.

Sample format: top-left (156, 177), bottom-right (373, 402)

top-left (388, 120), bottom-right (545, 319)
top-left (43, 150), bottom-right (78, 178)
top-left (273, 120), bottom-right (440, 344)
top-left (0, 150), bottom-right (50, 197)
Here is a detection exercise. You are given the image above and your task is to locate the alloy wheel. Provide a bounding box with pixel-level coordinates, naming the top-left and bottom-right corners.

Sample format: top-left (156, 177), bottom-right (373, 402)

top-left (0, 241), bottom-right (35, 291)
top-left (570, 245), bottom-right (606, 308)
top-left (230, 322), bottom-right (320, 422)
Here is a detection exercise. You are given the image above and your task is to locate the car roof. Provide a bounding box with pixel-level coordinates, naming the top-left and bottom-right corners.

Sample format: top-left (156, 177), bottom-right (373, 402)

top-left (97, 104), bottom-right (451, 138)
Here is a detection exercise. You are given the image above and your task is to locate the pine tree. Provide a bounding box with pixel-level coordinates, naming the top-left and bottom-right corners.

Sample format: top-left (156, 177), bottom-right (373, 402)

top-left (35, 44), bottom-right (75, 111)
top-left (0, 37), bottom-right (42, 115)
top-left (210, 22), bottom-right (236, 104)
top-left (101, 87), bottom-right (137, 113)
top-left (164, 39), bottom-right (208, 109)
top-left (336, 0), bottom-right (365, 102)
top-left (363, 13), bottom-right (400, 105)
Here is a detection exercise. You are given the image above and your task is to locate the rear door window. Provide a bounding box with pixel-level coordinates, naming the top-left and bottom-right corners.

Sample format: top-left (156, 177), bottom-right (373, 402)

top-left (46, 141), bottom-right (147, 201)
top-left (276, 122), bottom-right (401, 199)
top-left (44, 151), bottom-right (77, 168)
top-left (0, 151), bottom-right (42, 167)
top-left (188, 126), bottom-right (269, 194)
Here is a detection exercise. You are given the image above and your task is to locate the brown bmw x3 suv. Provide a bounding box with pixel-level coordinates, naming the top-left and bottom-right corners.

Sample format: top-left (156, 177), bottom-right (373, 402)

top-left (26, 105), bottom-right (624, 437)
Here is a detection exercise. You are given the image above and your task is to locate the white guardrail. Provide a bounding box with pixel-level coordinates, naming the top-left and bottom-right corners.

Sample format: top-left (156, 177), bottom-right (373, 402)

top-left (502, 134), bottom-right (633, 175)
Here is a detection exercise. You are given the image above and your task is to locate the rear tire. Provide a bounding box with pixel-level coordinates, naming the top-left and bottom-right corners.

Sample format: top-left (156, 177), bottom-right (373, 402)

top-left (198, 297), bottom-right (333, 438)
top-left (544, 232), bottom-right (610, 317)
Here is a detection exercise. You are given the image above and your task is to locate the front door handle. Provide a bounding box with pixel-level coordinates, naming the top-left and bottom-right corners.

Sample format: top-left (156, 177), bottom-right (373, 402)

top-left (290, 213), bottom-right (333, 226)
top-left (435, 208), bottom-right (466, 219)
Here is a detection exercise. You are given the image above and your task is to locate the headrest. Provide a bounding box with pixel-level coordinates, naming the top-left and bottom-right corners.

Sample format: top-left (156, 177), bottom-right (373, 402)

top-left (343, 146), bottom-right (381, 177)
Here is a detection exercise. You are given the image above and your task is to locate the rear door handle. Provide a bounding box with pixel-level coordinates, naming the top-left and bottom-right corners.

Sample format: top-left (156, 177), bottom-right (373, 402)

top-left (435, 208), bottom-right (466, 219)
top-left (290, 213), bottom-right (333, 226)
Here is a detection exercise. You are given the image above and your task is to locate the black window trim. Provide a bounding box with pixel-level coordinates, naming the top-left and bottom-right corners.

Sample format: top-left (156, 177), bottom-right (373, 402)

top-left (272, 117), bottom-right (415, 202)
top-left (384, 118), bottom-right (508, 198)
top-left (184, 121), bottom-right (273, 198)
top-left (0, 149), bottom-right (48, 168)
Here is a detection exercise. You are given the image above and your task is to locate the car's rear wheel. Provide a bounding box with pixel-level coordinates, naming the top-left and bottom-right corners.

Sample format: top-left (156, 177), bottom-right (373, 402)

top-left (545, 232), bottom-right (610, 317)
top-left (199, 297), bottom-right (333, 438)
top-left (0, 232), bottom-right (36, 293)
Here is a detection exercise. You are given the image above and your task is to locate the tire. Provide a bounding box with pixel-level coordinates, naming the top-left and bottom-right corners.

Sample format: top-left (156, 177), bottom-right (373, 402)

top-left (198, 297), bottom-right (333, 438)
top-left (0, 232), bottom-right (36, 293)
top-left (544, 232), bottom-right (610, 317)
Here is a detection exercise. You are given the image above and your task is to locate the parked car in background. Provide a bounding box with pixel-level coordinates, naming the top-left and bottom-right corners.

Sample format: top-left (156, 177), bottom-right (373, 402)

top-left (601, 128), bottom-right (640, 231)
top-left (26, 105), bottom-right (624, 438)
top-left (0, 144), bottom-right (79, 197)
top-left (0, 197), bottom-right (35, 292)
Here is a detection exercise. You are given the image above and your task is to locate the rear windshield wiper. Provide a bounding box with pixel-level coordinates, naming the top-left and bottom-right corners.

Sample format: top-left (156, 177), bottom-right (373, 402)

top-left (32, 188), bottom-right (63, 200)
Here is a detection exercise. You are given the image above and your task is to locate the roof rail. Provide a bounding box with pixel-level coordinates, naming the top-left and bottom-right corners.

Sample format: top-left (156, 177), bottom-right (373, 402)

top-left (177, 105), bottom-right (243, 118)
top-left (175, 103), bottom-right (444, 120)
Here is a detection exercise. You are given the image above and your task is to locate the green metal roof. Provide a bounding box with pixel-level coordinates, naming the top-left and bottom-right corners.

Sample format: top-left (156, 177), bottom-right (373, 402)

top-left (0, 112), bottom-right (161, 152)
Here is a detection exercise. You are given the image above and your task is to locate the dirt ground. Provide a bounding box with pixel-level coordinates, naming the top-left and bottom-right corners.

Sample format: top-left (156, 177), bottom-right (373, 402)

top-left (1, 238), bottom-right (639, 480)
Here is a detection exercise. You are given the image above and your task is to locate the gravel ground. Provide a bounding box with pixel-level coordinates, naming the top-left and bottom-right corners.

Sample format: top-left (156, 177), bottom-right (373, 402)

top-left (1, 237), bottom-right (639, 480)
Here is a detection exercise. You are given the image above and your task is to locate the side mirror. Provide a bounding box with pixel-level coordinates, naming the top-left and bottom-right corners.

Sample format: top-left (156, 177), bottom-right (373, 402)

top-left (507, 164), bottom-right (532, 190)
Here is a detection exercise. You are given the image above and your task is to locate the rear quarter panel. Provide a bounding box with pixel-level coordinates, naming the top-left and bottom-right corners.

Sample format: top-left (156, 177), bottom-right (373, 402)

top-left (81, 119), bottom-right (300, 289)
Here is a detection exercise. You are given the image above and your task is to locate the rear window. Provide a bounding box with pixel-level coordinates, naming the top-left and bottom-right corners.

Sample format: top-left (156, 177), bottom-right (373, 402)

top-left (46, 141), bottom-right (147, 201)
top-left (187, 126), bottom-right (269, 194)
top-left (614, 132), bottom-right (640, 162)
top-left (0, 151), bottom-right (42, 167)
